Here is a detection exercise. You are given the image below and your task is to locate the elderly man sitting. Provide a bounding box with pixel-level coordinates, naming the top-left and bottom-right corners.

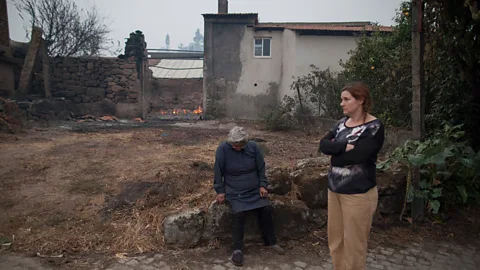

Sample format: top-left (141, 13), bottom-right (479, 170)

top-left (213, 126), bottom-right (285, 266)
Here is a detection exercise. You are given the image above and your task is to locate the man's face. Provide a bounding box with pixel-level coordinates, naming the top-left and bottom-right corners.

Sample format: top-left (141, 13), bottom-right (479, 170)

top-left (231, 142), bottom-right (246, 151)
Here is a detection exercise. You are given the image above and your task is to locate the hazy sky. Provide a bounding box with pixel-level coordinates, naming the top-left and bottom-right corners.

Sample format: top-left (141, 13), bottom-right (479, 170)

top-left (7, 0), bottom-right (404, 50)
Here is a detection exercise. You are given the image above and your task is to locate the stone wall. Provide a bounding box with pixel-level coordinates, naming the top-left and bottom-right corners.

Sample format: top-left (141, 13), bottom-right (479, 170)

top-left (12, 30), bottom-right (149, 119)
top-left (163, 156), bottom-right (408, 248)
top-left (150, 78), bottom-right (202, 111)
top-left (41, 57), bottom-right (143, 117)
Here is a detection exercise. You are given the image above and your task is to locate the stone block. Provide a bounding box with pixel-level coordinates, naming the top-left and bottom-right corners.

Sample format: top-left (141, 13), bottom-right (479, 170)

top-left (111, 69), bottom-right (122, 75)
top-left (63, 80), bottom-right (77, 86)
top-left (82, 95), bottom-right (91, 103)
top-left (378, 194), bottom-right (404, 214)
top-left (294, 157), bottom-right (330, 170)
top-left (85, 80), bottom-right (99, 87)
top-left (53, 91), bottom-right (76, 97)
top-left (122, 63), bottom-right (136, 69)
top-left (117, 91), bottom-right (128, 97)
top-left (292, 167), bottom-right (329, 209)
top-left (377, 165), bottom-right (407, 196)
top-left (87, 87), bottom-right (106, 98)
top-left (266, 167), bottom-right (292, 195)
top-left (111, 85), bottom-right (124, 92)
top-left (62, 73), bottom-right (71, 80)
top-left (203, 196), bottom-right (310, 241)
top-left (116, 102), bottom-right (140, 118)
top-left (73, 99), bottom-right (116, 116)
top-left (163, 209), bottom-right (205, 248)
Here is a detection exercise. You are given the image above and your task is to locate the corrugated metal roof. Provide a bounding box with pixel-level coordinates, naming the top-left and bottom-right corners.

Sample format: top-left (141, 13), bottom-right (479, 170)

top-left (255, 22), bottom-right (393, 32)
top-left (150, 59), bottom-right (203, 79)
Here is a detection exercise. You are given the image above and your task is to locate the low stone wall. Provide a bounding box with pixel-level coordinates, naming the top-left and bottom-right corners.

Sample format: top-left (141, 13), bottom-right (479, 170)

top-left (150, 78), bottom-right (202, 111)
top-left (41, 57), bottom-right (142, 117)
top-left (163, 156), bottom-right (407, 248)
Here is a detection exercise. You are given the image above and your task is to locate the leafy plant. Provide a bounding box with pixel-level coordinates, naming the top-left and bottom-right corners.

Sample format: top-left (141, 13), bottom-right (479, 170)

top-left (379, 123), bottom-right (480, 218)
top-left (261, 95), bottom-right (298, 131)
top-left (290, 66), bottom-right (345, 119)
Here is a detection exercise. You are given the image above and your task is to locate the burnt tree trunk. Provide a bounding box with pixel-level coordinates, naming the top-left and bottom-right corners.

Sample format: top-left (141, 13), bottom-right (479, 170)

top-left (411, 0), bottom-right (425, 222)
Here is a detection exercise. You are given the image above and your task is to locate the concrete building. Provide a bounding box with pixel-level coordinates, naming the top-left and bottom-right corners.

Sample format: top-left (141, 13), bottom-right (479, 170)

top-left (203, 0), bottom-right (392, 119)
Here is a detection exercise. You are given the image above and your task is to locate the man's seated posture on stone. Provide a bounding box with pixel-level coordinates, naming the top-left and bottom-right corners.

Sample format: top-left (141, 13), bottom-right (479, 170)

top-left (213, 126), bottom-right (285, 266)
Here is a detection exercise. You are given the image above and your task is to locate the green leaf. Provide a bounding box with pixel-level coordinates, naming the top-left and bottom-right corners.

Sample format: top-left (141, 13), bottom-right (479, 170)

top-left (419, 179), bottom-right (430, 189)
top-left (419, 169), bottom-right (430, 175)
top-left (430, 200), bottom-right (441, 214)
top-left (460, 158), bottom-right (474, 168)
top-left (456, 185), bottom-right (468, 204)
top-left (431, 187), bottom-right (443, 198)
top-left (452, 131), bottom-right (465, 139)
top-left (408, 154), bottom-right (426, 166)
top-left (426, 153), bottom-right (446, 166)
top-left (376, 160), bottom-right (391, 170)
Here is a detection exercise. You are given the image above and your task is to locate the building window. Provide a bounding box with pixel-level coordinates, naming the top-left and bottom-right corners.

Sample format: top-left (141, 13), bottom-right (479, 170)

top-left (254, 38), bottom-right (271, 58)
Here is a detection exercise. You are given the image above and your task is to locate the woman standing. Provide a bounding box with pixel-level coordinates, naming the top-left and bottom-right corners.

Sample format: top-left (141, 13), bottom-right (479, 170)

top-left (319, 82), bottom-right (385, 270)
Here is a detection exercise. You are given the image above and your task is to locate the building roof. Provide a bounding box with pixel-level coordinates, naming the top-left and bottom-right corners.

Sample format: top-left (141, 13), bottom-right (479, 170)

top-left (202, 13), bottom-right (258, 16)
top-left (255, 22), bottom-right (392, 32)
top-left (150, 59), bottom-right (203, 79)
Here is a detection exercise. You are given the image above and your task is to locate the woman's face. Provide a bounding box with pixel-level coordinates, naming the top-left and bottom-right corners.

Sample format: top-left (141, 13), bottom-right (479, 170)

top-left (231, 142), bottom-right (246, 151)
top-left (340, 91), bottom-right (363, 117)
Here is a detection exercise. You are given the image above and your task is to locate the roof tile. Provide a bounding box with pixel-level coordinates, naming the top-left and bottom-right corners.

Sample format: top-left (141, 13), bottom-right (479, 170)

top-left (255, 22), bottom-right (392, 32)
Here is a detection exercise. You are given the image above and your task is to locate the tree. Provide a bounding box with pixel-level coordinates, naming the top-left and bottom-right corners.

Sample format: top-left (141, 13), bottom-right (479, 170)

top-left (165, 34), bottom-right (170, 49)
top-left (15, 0), bottom-right (114, 57)
top-left (193, 29), bottom-right (204, 51)
top-left (290, 66), bottom-right (345, 118)
top-left (341, 2), bottom-right (412, 128)
top-left (178, 29), bottom-right (204, 51)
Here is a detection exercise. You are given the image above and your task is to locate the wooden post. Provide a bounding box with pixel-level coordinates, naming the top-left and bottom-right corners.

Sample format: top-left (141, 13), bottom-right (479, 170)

top-left (411, 0), bottom-right (425, 221)
top-left (17, 27), bottom-right (43, 100)
top-left (40, 39), bottom-right (51, 99)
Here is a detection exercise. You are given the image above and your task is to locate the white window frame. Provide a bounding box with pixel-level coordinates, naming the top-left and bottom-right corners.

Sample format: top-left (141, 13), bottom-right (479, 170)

top-left (253, 37), bottom-right (272, 58)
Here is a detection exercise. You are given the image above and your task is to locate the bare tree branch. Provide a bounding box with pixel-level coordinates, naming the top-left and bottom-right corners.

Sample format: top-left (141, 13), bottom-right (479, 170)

top-left (14, 0), bottom-right (115, 57)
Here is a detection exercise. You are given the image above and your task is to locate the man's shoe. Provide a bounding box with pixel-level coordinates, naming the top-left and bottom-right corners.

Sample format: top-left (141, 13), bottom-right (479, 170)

top-left (270, 244), bottom-right (285, 255)
top-left (231, 250), bottom-right (244, 266)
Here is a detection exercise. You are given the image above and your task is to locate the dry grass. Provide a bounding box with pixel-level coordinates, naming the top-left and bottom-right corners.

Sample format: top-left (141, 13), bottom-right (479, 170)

top-left (0, 124), bottom-right (324, 255)
top-left (68, 179), bottom-right (104, 195)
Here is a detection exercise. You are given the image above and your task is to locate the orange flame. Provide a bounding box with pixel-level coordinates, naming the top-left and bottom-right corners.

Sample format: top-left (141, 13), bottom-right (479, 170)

top-left (193, 106), bottom-right (203, 115)
top-left (157, 106), bottom-right (202, 115)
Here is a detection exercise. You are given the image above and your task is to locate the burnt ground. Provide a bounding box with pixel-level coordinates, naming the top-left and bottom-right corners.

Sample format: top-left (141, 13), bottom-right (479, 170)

top-left (0, 119), bottom-right (479, 269)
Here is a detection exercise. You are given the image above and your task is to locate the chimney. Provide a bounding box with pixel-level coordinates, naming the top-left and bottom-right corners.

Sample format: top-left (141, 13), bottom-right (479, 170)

top-left (218, 0), bottom-right (228, 14)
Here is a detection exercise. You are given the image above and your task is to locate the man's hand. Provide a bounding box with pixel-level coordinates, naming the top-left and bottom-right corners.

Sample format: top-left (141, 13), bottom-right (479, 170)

top-left (260, 187), bottom-right (269, 198)
top-left (216, 193), bottom-right (225, 204)
top-left (345, 144), bottom-right (355, 152)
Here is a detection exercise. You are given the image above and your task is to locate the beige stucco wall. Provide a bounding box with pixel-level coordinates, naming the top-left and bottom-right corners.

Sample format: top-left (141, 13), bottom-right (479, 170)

top-left (226, 29), bottom-right (283, 119)
top-left (230, 29), bottom-right (358, 119)
top-left (279, 29), bottom-right (297, 99)
top-left (294, 35), bottom-right (358, 77)
top-left (236, 29), bottom-right (283, 96)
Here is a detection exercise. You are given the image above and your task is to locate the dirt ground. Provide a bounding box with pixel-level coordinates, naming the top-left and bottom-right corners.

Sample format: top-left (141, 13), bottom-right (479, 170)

top-left (1, 119), bottom-right (479, 268)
